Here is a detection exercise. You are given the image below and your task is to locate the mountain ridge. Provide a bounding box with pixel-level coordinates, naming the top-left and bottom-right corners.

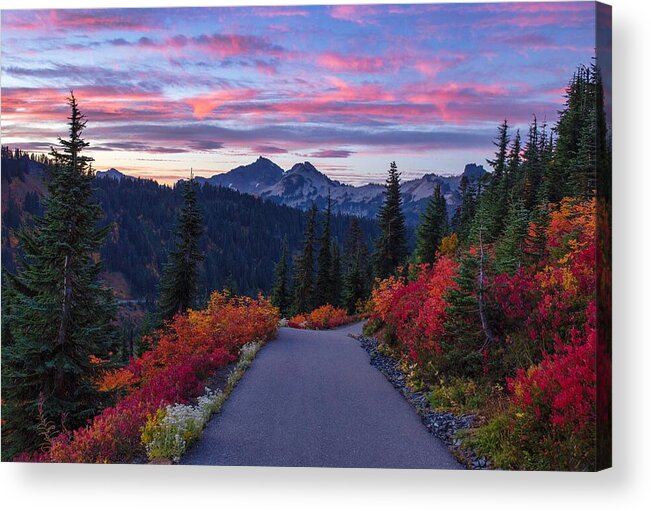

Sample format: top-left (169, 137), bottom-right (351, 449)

top-left (196, 158), bottom-right (487, 225)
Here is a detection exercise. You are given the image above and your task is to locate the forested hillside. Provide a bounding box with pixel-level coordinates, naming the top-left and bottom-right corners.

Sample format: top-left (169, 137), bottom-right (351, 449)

top-left (1, 153), bottom-right (379, 301)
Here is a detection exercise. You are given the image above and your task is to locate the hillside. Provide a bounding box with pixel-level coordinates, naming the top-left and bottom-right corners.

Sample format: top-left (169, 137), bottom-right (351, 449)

top-left (1, 154), bottom-right (379, 301)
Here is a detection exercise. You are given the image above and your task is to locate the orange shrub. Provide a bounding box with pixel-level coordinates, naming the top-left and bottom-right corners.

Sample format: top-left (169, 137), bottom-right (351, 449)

top-left (288, 305), bottom-right (357, 329)
top-left (49, 291), bottom-right (279, 463)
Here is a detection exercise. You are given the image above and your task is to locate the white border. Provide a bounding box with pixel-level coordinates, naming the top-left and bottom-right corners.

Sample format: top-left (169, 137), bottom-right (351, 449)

top-left (2, 0), bottom-right (649, 509)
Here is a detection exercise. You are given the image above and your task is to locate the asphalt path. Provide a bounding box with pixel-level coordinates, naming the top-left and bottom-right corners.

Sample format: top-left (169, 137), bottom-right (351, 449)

top-left (182, 322), bottom-right (462, 469)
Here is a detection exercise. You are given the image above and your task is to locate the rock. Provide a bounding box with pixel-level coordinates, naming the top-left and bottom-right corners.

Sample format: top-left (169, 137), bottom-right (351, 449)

top-left (357, 335), bottom-right (488, 470)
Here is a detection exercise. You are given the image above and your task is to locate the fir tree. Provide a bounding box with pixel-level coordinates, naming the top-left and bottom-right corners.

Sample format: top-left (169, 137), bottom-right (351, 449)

top-left (270, 236), bottom-right (291, 317)
top-left (1, 93), bottom-right (117, 459)
top-left (315, 191), bottom-right (335, 307)
top-left (374, 161), bottom-right (408, 279)
top-left (415, 183), bottom-right (448, 264)
top-left (291, 204), bottom-right (317, 314)
top-left (343, 218), bottom-right (370, 314)
top-left (445, 199), bottom-right (497, 377)
top-left (331, 242), bottom-right (342, 308)
top-left (487, 119), bottom-right (510, 187)
top-left (521, 117), bottom-right (546, 211)
top-left (158, 176), bottom-right (204, 321)
top-left (506, 129), bottom-right (522, 197)
top-left (485, 120), bottom-right (510, 239)
top-left (494, 198), bottom-right (530, 275)
top-left (451, 174), bottom-right (477, 245)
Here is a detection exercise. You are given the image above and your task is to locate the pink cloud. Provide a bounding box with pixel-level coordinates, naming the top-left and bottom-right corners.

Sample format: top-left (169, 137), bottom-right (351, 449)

top-left (251, 7), bottom-right (309, 18)
top-left (317, 52), bottom-right (386, 73)
top-left (309, 149), bottom-right (354, 159)
top-left (2, 9), bottom-right (162, 33)
top-left (329, 5), bottom-right (379, 26)
top-left (185, 89), bottom-right (259, 119)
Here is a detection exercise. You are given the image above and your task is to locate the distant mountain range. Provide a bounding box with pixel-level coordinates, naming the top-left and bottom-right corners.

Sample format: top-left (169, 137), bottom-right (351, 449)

top-left (2, 154), bottom-right (378, 300)
top-left (195, 157), bottom-right (487, 225)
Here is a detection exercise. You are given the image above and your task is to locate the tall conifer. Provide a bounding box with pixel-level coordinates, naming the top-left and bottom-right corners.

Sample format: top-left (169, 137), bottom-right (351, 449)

top-left (343, 218), bottom-right (370, 314)
top-left (270, 236), bottom-right (291, 317)
top-left (374, 161), bottom-right (408, 279)
top-left (315, 191), bottom-right (334, 307)
top-left (291, 204), bottom-right (317, 314)
top-left (415, 183), bottom-right (448, 264)
top-left (158, 176), bottom-right (204, 321)
top-left (1, 93), bottom-right (117, 459)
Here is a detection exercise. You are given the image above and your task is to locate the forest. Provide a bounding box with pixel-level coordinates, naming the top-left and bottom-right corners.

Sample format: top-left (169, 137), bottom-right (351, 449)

top-left (1, 63), bottom-right (610, 470)
top-left (1, 150), bottom-right (379, 301)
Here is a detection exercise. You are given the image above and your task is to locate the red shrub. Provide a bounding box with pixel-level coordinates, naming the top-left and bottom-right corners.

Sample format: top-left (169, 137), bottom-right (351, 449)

top-left (288, 305), bottom-right (357, 330)
top-left (47, 291), bottom-right (278, 463)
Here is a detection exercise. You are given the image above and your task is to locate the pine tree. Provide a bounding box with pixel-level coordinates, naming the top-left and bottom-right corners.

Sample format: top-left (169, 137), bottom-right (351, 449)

top-left (494, 198), bottom-right (530, 275)
top-left (444, 199), bottom-right (497, 378)
top-left (158, 176), bottom-right (204, 321)
top-left (331, 242), bottom-right (342, 308)
top-left (506, 129), bottom-right (523, 197)
top-left (487, 120), bottom-right (510, 187)
top-left (374, 161), bottom-right (408, 279)
top-left (1, 93), bottom-right (117, 459)
top-left (524, 201), bottom-right (550, 264)
top-left (291, 204), bottom-right (317, 314)
top-left (485, 120), bottom-right (510, 239)
top-left (451, 174), bottom-right (477, 245)
top-left (343, 217), bottom-right (370, 314)
top-left (521, 116), bottom-right (546, 211)
top-left (270, 236), bottom-right (291, 317)
top-left (315, 191), bottom-right (334, 307)
top-left (415, 183), bottom-right (448, 264)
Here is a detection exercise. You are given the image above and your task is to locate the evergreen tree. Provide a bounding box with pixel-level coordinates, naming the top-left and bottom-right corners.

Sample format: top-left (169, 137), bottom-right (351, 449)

top-left (445, 198), bottom-right (498, 378)
top-left (331, 242), bottom-right (342, 308)
top-left (484, 120), bottom-right (510, 239)
top-left (415, 183), bottom-right (448, 264)
top-left (374, 161), bottom-right (408, 279)
top-left (315, 191), bottom-right (335, 307)
top-left (521, 117), bottom-right (546, 211)
top-left (291, 204), bottom-right (317, 314)
top-left (494, 198), bottom-right (530, 275)
top-left (487, 120), bottom-right (510, 188)
top-left (270, 236), bottom-right (291, 317)
top-left (524, 201), bottom-right (550, 264)
top-left (506, 129), bottom-right (522, 196)
top-left (1, 94), bottom-right (117, 459)
top-left (451, 174), bottom-right (477, 245)
top-left (158, 176), bottom-right (204, 321)
top-left (343, 217), bottom-right (370, 314)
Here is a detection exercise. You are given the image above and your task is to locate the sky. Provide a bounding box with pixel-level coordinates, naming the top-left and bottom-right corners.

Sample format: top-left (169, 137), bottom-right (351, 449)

top-left (1, 2), bottom-right (599, 185)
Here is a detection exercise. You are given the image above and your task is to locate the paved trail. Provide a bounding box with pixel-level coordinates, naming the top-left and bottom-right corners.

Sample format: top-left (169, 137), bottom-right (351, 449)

top-left (182, 322), bottom-right (461, 469)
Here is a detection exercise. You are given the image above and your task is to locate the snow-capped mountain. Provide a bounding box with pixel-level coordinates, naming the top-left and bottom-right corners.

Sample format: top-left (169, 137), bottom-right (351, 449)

top-left (96, 168), bottom-right (132, 181)
top-left (195, 160), bottom-right (487, 225)
top-left (195, 156), bottom-right (284, 195)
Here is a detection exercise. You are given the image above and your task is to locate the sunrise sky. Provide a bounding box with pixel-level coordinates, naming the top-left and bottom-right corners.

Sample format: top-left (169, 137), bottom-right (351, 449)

top-left (1, 2), bottom-right (601, 185)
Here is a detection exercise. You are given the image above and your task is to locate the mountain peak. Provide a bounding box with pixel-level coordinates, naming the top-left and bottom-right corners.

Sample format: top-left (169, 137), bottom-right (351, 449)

top-left (96, 168), bottom-right (128, 181)
top-left (201, 156), bottom-right (284, 194)
top-left (462, 163), bottom-right (487, 180)
top-left (289, 161), bottom-right (319, 173)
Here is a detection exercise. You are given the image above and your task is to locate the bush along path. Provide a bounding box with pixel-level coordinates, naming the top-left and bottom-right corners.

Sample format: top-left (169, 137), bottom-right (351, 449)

top-left (31, 292), bottom-right (279, 464)
top-left (142, 342), bottom-right (264, 463)
top-left (357, 335), bottom-right (488, 470)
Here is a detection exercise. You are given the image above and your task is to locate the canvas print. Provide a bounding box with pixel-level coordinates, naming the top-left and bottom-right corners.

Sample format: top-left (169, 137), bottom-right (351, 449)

top-left (0, 2), bottom-right (611, 471)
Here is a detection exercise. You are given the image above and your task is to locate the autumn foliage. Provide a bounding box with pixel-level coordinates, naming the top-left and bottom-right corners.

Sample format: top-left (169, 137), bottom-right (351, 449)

top-left (367, 198), bottom-right (605, 469)
top-left (44, 291), bottom-right (278, 463)
top-left (288, 304), bottom-right (357, 330)
top-left (369, 256), bottom-right (458, 365)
